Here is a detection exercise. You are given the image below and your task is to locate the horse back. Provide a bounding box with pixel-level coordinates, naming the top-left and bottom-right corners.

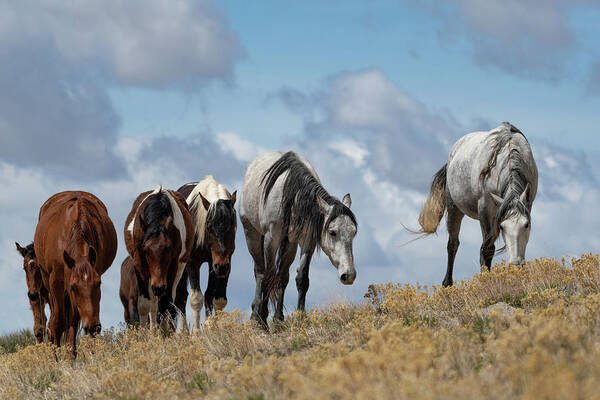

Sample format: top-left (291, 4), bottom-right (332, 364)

top-left (34, 191), bottom-right (117, 276)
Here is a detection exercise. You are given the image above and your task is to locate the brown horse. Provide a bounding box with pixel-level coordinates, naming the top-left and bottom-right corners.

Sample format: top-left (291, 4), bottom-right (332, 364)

top-left (16, 242), bottom-right (49, 343)
top-left (119, 256), bottom-right (139, 326)
top-left (34, 191), bottom-right (117, 358)
top-left (124, 186), bottom-right (193, 331)
top-left (174, 176), bottom-right (237, 332)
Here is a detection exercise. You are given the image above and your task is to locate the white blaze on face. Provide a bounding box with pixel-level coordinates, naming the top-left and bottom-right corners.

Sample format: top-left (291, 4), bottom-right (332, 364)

top-left (500, 214), bottom-right (530, 265)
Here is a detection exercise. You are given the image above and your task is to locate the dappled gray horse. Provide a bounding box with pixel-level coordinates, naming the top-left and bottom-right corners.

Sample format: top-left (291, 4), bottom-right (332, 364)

top-left (240, 151), bottom-right (358, 326)
top-left (418, 122), bottom-right (538, 286)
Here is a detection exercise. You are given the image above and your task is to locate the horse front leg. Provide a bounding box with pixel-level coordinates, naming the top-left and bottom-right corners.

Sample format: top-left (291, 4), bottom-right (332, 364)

top-left (478, 201), bottom-right (498, 271)
top-left (295, 245), bottom-right (314, 311)
top-left (187, 259), bottom-right (204, 333)
top-left (443, 198), bottom-right (464, 287)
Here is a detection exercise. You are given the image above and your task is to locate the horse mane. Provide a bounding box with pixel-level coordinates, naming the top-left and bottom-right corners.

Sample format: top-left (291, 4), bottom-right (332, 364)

top-left (478, 122), bottom-right (532, 231)
top-left (67, 199), bottom-right (100, 257)
top-left (142, 190), bottom-right (173, 241)
top-left (262, 151), bottom-right (356, 249)
top-left (186, 176), bottom-right (232, 248)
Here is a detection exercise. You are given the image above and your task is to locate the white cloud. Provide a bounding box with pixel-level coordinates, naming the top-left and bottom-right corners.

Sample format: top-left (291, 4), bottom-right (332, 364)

top-left (407, 0), bottom-right (594, 81)
top-left (216, 131), bottom-right (269, 163)
top-left (0, 0), bottom-right (243, 89)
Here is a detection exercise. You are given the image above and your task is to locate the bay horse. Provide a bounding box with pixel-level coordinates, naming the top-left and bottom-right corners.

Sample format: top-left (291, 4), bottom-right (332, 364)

top-left (16, 242), bottom-right (48, 343)
top-left (240, 151), bottom-right (358, 327)
top-left (34, 191), bottom-right (117, 358)
top-left (417, 122), bottom-right (538, 286)
top-left (119, 256), bottom-right (139, 326)
top-left (124, 186), bottom-right (193, 331)
top-left (174, 175), bottom-right (237, 332)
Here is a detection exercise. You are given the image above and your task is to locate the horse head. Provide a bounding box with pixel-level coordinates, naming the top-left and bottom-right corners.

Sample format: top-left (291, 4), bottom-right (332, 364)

top-left (317, 193), bottom-right (358, 285)
top-left (199, 192), bottom-right (237, 279)
top-left (64, 247), bottom-right (102, 336)
top-left (491, 183), bottom-right (531, 265)
top-left (138, 212), bottom-right (179, 298)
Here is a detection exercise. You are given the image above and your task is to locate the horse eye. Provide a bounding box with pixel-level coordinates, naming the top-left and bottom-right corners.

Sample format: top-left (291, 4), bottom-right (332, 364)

top-left (524, 222), bottom-right (530, 229)
top-left (71, 285), bottom-right (77, 293)
top-left (329, 230), bottom-right (337, 237)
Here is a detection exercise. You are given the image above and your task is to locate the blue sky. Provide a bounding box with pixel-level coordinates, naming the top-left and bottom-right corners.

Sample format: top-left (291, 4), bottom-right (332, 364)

top-left (1, 0), bottom-right (599, 334)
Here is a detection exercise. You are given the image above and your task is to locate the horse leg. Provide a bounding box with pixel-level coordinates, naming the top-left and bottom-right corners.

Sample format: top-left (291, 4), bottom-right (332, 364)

top-left (443, 198), bottom-right (464, 287)
top-left (204, 265), bottom-right (216, 317)
top-left (187, 259), bottom-right (204, 333)
top-left (261, 230), bottom-right (278, 325)
top-left (174, 268), bottom-right (188, 332)
top-left (273, 240), bottom-right (297, 322)
top-left (31, 298), bottom-right (45, 343)
top-left (296, 245), bottom-right (315, 312)
top-left (243, 220), bottom-right (267, 327)
top-left (66, 301), bottom-right (79, 360)
top-left (48, 269), bottom-right (65, 346)
top-left (478, 201), bottom-right (497, 270)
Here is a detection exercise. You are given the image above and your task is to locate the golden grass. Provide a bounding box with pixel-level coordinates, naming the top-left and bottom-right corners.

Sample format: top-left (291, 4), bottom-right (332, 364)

top-left (2, 254), bottom-right (600, 399)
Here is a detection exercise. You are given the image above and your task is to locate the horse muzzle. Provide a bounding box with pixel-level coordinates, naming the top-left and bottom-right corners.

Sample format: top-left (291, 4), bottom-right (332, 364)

top-left (83, 323), bottom-right (101, 337)
top-left (339, 269), bottom-right (356, 285)
top-left (27, 291), bottom-right (40, 301)
top-left (213, 263), bottom-right (230, 278)
top-left (151, 284), bottom-right (167, 298)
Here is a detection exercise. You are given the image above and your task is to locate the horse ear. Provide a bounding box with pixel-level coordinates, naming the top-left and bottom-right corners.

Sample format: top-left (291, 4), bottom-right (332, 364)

top-left (199, 193), bottom-right (211, 211)
top-left (63, 251), bottom-right (75, 269)
top-left (15, 242), bottom-right (26, 257)
top-left (490, 193), bottom-right (504, 207)
top-left (317, 196), bottom-right (332, 215)
top-left (342, 193), bottom-right (352, 208)
top-left (88, 247), bottom-right (96, 266)
top-left (520, 183), bottom-right (530, 204)
top-left (230, 191), bottom-right (237, 206)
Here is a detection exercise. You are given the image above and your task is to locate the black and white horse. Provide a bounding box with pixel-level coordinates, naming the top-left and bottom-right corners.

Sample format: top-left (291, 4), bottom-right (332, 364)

top-left (174, 176), bottom-right (237, 332)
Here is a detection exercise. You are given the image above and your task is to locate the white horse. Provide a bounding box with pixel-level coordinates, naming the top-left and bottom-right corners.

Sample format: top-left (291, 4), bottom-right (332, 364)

top-left (239, 151), bottom-right (358, 326)
top-left (418, 122), bottom-right (538, 286)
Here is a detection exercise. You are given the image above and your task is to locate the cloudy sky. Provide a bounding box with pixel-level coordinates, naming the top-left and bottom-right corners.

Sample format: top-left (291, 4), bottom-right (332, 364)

top-left (1, 0), bottom-right (599, 334)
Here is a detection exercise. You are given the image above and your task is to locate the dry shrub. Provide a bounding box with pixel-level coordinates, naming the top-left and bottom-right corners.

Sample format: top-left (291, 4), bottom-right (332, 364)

top-left (1, 254), bottom-right (600, 399)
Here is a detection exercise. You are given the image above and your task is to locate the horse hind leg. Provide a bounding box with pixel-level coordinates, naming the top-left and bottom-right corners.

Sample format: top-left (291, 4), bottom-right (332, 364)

top-left (242, 218), bottom-right (268, 327)
top-left (274, 239), bottom-right (297, 322)
top-left (443, 197), bottom-right (464, 287)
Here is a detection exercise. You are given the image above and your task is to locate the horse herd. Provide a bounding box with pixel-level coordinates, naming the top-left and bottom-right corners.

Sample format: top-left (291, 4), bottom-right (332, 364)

top-left (13, 122), bottom-right (538, 358)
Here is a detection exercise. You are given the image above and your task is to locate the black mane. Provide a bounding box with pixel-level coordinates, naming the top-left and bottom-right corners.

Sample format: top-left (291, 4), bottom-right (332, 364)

top-left (143, 191), bottom-right (173, 240)
top-left (262, 151), bottom-right (356, 248)
top-left (207, 199), bottom-right (236, 247)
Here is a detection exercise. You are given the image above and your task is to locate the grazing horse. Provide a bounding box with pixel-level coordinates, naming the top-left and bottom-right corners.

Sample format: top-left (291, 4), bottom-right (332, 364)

top-left (34, 191), bottom-right (117, 357)
top-left (124, 186), bottom-right (193, 331)
top-left (240, 151), bottom-right (358, 327)
top-left (119, 256), bottom-right (139, 326)
top-left (16, 242), bottom-right (48, 343)
top-left (418, 122), bottom-right (538, 286)
top-left (174, 176), bottom-right (237, 332)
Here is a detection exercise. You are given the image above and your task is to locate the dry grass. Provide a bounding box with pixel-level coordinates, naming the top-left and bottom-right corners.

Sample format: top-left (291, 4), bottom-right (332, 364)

top-left (2, 254), bottom-right (600, 399)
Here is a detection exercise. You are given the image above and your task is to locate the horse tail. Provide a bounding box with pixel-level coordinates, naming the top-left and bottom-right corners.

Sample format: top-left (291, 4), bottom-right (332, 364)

top-left (418, 164), bottom-right (447, 234)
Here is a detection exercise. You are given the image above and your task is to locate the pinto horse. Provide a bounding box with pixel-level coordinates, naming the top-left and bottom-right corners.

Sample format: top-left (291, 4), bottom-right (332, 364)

top-left (34, 191), bottom-right (117, 357)
top-left (240, 152), bottom-right (358, 327)
top-left (174, 175), bottom-right (237, 332)
top-left (124, 186), bottom-right (193, 331)
top-left (119, 256), bottom-right (139, 326)
top-left (417, 122), bottom-right (538, 286)
top-left (16, 242), bottom-right (48, 343)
